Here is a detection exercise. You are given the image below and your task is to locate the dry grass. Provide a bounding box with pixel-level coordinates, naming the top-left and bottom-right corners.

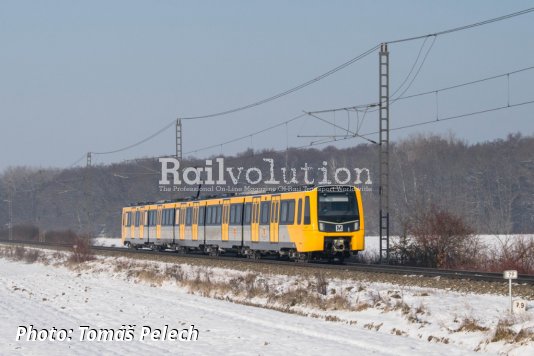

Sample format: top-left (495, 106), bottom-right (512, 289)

top-left (354, 302), bottom-right (371, 312)
top-left (514, 328), bottom-right (534, 343)
top-left (457, 318), bottom-right (489, 333)
top-left (391, 328), bottom-right (408, 336)
top-left (491, 319), bottom-right (515, 342)
top-left (0, 246), bottom-right (44, 264)
top-left (489, 319), bottom-right (534, 344)
top-left (68, 237), bottom-right (95, 263)
top-left (394, 300), bottom-right (411, 315)
top-left (315, 273), bottom-right (328, 295)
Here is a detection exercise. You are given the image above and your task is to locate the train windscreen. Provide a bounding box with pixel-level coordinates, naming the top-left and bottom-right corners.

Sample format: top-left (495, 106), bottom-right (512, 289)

top-left (317, 188), bottom-right (359, 223)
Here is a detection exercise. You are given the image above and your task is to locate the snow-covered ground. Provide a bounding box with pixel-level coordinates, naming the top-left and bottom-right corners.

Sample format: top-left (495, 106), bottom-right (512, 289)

top-left (0, 247), bottom-right (533, 355)
top-left (0, 258), bottom-right (477, 356)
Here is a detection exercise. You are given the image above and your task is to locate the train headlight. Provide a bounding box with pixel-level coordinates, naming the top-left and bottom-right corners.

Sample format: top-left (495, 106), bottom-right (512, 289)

top-left (319, 222), bottom-right (325, 231)
top-left (354, 221), bottom-right (360, 231)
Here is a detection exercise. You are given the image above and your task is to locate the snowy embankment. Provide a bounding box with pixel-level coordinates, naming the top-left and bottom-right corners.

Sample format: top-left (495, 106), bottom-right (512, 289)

top-left (0, 246), bottom-right (533, 355)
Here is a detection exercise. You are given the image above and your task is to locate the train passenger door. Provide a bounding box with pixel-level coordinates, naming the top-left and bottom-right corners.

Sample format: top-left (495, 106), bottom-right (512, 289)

top-left (270, 196), bottom-right (280, 243)
top-left (222, 200), bottom-right (230, 241)
top-left (134, 209), bottom-right (141, 238)
top-left (179, 204), bottom-right (186, 240)
top-left (139, 209), bottom-right (145, 238)
top-left (192, 202), bottom-right (199, 241)
top-left (122, 212), bottom-right (127, 240)
top-left (174, 207), bottom-right (180, 241)
top-left (251, 197), bottom-right (260, 242)
top-left (156, 205), bottom-right (162, 239)
top-left (130, 210), bottom-right (135, 239)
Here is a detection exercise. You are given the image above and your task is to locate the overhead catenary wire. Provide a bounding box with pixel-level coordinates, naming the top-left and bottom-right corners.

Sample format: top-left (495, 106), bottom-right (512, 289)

top-left (302, 99), bottom-right (534, 141)
top-left (180, 7), bottom-right (534, 121)
top-left (180, 45), bottom-right (381, 121)
top-left (308, 65), bottom-right (534, 114)
top-left (110, 98), bottom-right (534, 177)
top-left (389, 37), bottom-right (432, 99)
top-left (76, 7), bottom-right (534, 163)
top-left (183, 113), bottom-right (307, 155)
top-left (186, 64), bottom-right (534, 155)
top-left (91, 119), bottom-right (176, 156)
top-left (386, 7), bottom-right (534, 44)
top-left (390, 36), bottom-right (437, 102)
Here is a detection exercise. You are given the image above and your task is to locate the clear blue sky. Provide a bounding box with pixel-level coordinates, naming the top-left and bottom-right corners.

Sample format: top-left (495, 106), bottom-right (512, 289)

top-left (0, 1), bottom-right (533, 170)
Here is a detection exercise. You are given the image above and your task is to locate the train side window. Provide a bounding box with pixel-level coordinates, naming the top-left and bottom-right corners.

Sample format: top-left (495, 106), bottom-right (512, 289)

top-left (186, 207), bottom-right (192, 226)
top-left (126, 212), bottom-right (131, 226)
top-left (230, 204), bottom-right (243, 225)
top-left (134, 211), bottom-right (140, 227)
top-left (236, 204), bottom-right (242, 224)
top-left (287, 200), bottom-right (295, 224)
top-left (243, 203), bottom-right (252, 224)
top-left (229, 205), bottom-right (235, 225)
top-left (199, 206), bottom-right (205, 225)
top-left (216, 205), bottom-right (222, 225)
top-left (304, 196), bottom-right (311, 225)
top-left (260, 201), bottom-right (270, 225)
top-left (279, 201), bottom-right (288, 224)
top-left (206, 207), bottom-right (212, 225)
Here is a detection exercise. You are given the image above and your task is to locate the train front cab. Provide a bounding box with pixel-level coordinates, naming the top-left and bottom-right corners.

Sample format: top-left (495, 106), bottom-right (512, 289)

top-left (289, 186), bottom-right (365, 260)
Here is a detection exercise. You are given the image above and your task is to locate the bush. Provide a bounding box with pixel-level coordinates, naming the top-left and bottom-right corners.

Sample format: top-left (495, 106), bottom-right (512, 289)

top-left (393, 207), bottom-right (476, 268)
top-left (480, 236), bottom-right (534, 274)
top-left (69, 236), bottom-right (95, 263)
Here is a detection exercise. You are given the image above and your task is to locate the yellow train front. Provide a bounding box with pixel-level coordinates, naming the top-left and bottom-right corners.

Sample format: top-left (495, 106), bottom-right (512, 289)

top-left (121, 185), bottom-right (364, 262)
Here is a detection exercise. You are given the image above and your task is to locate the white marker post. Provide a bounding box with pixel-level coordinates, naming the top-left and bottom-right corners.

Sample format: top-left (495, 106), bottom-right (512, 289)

top-left (503, 270), bottom-right (518, 314)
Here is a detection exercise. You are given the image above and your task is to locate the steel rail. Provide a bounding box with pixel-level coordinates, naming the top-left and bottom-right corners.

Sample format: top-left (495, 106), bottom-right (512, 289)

top-left (1, 239), bottom-right (533, 285)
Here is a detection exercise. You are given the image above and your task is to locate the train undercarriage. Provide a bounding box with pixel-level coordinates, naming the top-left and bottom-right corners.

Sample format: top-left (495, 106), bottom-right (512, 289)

top-left (123, 239), bottom-right (355, 263)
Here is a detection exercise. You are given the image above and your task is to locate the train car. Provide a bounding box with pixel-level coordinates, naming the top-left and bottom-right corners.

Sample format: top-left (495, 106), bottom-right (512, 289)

top-left (121, 185), bottom-right (364, 261)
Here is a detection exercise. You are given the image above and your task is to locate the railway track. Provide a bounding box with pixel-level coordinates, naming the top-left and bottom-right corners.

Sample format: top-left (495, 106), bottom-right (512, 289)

top-left (2, 239), bottom-right (534, 285)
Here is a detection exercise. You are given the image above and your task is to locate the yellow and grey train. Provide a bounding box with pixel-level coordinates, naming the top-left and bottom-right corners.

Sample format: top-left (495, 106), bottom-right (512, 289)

top-left (121, 185), bottom-right (365, 261)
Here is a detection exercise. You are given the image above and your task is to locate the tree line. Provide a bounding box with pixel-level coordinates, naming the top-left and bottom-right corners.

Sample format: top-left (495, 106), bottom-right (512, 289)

top-left (0, 133), bottom-right (532, 238)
